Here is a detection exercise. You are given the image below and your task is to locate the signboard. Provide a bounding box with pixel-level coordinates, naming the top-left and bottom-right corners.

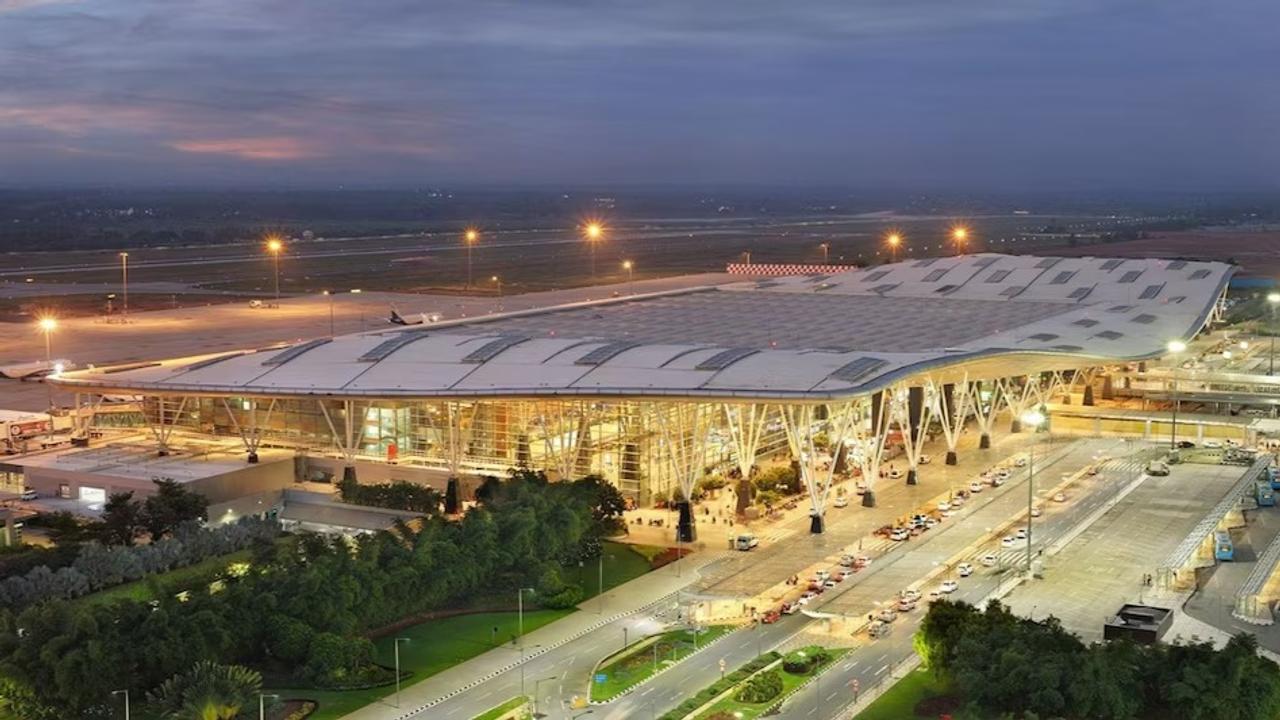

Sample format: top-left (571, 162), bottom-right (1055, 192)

top-left (594, 674), bottom-right (606, 684)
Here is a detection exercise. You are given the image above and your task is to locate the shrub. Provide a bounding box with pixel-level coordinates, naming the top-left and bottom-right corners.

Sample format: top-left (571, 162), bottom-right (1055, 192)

top-left (735, 669), bottom-right (783, 703)
top-left (782, 647), bottom-right (829, 675)
top-left (539, 584), bottom-right (584, 609)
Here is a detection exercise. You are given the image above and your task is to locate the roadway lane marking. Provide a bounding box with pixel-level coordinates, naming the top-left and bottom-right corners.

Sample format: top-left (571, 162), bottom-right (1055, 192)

top-left (875, 664), bottom-right (888, 676)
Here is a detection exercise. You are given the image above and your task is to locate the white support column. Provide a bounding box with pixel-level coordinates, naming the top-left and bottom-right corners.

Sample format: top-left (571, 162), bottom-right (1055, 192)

top-left (443, 400), bottom-right (470, 513)
top-left (144, 396), bottom-right (189, 456)
top-left (781, 402), bottom-right (857, 533)
top-left (928, 375), bottom-right (972, 466)
top-left (970, 380), bottom-right (998, 449)
top-left (723, 403), bottom-right (770, 479)
top-left (659, 403), bottom-right (715, 542)
top-left (891, 384), bottom-right (934, 486)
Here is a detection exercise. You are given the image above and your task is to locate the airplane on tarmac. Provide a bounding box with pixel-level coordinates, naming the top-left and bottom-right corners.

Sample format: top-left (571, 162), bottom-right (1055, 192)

top-left (389, 306), bottom-right (442, 326)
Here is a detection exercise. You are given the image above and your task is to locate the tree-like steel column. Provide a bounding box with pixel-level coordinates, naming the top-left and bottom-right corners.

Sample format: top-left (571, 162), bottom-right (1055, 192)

top-left (660, 402), bottom-right (715, 543)
top-left (723, 403), bottom-right (771, 513)
top-left (145, 395), bottom-right (189, 457)
top-left (853, 394), bottom-right (890, 508)
top-left (927, 375), bottom-right (972, 466)
top-left (221, 397), bottom-right (278, 463)
top-left (891, 385), bottom-right (934, 486)
top-left (783, 401), bottom-right (861, 531)
top-left (970, 380), bottom-right (999, 450)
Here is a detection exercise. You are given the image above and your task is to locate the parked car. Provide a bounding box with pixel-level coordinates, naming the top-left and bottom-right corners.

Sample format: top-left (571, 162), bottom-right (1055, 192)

top-left (1030, 505), bottom-right (1043, 517)
top-left (900, 589), bottom-right (921, 603)
top-left (781, 602), bottom-right (799, 615)
top-left (833, 495), bottom-right (849, 508)
top-left (937, 500), bottom-right (951, 512)
top-left (1052, 492), bottom-right (1067, 503)
top-left (868, 620), bottom-right (892, 639)
top-left (856, 482), bottom-right (869, 495)
top-left (890, 528), bottom-right (910, 541)
top-left (898, 597), bottom-right (918, 612)
top-left (1015, 528), bottom-right (1028, 540)
top-left (839, 554), bottom-right (857, 567)
top-left (762, 609), bottom-right (782, 623)
top-left (853, 555), bottom-right (872, 569)
top-left (957, 562), bottom-right (974, 577)
top-left (1001, 535), bottom-right (1018, 548)
top-left (19, 489), bottom-right (37, 501)
top-left (1176, 440), bottom-right (1196, 449)
top-left (919, 454), bottom-right (932, 465)
top-left (968, 481), bottom-right (984, 493)
top-left (1146, 461), bottom-right (1170, 477)
top-left (877, 608), bottom-right (899, 623)
top-left (1014, 456), bottom-right (1028, 467)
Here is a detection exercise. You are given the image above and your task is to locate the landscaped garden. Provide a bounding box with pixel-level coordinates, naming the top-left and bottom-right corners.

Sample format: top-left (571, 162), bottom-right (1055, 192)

top-left (0, 471), bottom-right (647, 719)
top-left (693, 646), bottom-right (847, 720)
top-left (589, 625), bottom-right (736, 702)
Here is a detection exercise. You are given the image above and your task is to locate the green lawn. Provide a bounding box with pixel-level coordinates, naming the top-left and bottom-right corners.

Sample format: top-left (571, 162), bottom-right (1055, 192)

top-left (567, 541), bottom-right (658, 602)
top-left (472, 695), bottom-right (530, 720)
top-left (590, 625), bottom-right (734, 702)
top-left (854, 666), bottom-right (954, 720)
top-left (268, 541), bottom-right (663, 720)
top-left (697, 647), bottom-right (849, 720)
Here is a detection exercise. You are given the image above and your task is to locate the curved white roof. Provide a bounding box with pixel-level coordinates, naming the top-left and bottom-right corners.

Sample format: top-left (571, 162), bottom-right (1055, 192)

top-left (53, 254), bottom-right (1232, 401)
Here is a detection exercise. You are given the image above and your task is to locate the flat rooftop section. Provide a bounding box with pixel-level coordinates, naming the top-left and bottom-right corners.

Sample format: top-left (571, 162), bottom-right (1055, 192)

top-left (8, 439), bottom-right (290, 483)
top-left (1003, 460), bottom-right (1253, 641)
top-left (1106, 604), bottom-right (1172, 631)
top-left (51, 255), bottom-right (1233, 401)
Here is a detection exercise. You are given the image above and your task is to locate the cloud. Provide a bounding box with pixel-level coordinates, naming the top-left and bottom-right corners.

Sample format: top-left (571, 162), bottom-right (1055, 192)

top-left (167, 136), bottom-right (320, 161)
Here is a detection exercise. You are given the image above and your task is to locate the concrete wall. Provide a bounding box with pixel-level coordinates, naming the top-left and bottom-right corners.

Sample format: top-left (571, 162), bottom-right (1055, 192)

top-left (189, 458), bottom-right (295, 505)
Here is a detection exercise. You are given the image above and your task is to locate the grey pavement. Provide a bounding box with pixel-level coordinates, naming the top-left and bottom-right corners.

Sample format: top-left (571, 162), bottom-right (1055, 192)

top-left (782, 440), bottom-right (1160, 720)
top-left (603, 437), bottom-right (1137, 720)
top-left (1001, 458), bottom-right (1251, 641)
top-left (1185, 505), bottom-right (1280, 650)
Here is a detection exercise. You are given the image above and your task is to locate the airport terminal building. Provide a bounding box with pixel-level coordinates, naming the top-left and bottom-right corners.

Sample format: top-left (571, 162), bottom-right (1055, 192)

top-left (49, 253), bottom-right (1232, 536)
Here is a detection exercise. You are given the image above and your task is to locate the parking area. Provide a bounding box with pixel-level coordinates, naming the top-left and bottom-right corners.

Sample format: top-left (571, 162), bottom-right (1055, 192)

top-left (1002, 460), bottom-right (1255, 641)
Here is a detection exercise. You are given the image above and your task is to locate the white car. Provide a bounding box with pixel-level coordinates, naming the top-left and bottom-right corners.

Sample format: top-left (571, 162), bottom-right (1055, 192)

top-left (989, 476), bottom-right (1005, 488)
top-left (996, 469), bottom-right (1011, 480)
top-left (925, 517), bottom-right (940, 529)
top-left (956, 562), bottom-right (974, 577)
top-left (1015, 528), bottom-right (1028, 540)
top-left (798, 592), bottom-right (816, 605)
top-left (900, 589), bottom-right (922, 602)
top-left (1203, 439), bottom-right (1224, 449)
top-left (951, 495), bottom-right (966, 507)
top-left (856, 482), bottom-right (868, 495)
top-left (968, 481), bottom-right (984, 493)
top-left (890, 528), bottom-right (910, 541)
top-left (919, 454), bottom-right (932, 465)
top-left (1052, 492), bottom-right (1067, 503)
top-left (1014, 457), bottom-right (1028, 467)
top-left (1001, 535), bottom-right (1018, 548)
top-left (937, 500), bottom-right (951, 512)
top-left (888, 467), bottom-right (902, 479)
top-left (980, 553), bottom-right (999, 567)
top-left (19, 489), bottom-right (37, 501)
top-left (939, 580), bottom-right (959, 594)
top-left (1030, 505), bottom-right (1043, 517)
top-left (833, 496), bottom-right (849, 508)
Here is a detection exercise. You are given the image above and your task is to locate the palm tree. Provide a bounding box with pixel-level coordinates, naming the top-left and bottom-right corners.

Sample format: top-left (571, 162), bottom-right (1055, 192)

top-left (146, 660), bottom-right (262, 720)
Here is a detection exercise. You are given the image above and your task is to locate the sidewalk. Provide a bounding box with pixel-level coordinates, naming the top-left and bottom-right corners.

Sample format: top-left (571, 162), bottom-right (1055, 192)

top-left (340, 549), bottom-right (731, 720)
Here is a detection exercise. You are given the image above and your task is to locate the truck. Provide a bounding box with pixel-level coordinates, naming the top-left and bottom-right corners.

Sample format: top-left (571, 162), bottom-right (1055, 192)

top-left (0, 411), bottom-right (71, 454)
top-left (733, 534), bottom-right (759, 551)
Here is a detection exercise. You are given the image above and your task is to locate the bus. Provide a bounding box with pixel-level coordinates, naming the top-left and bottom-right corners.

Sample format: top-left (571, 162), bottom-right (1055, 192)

top-left (1257, 481), bottom-right (1276, 508)
top-left (1269, 466), bottom-right (1280, 491)
top-left (1214, 531), bottom-right (1235, 561)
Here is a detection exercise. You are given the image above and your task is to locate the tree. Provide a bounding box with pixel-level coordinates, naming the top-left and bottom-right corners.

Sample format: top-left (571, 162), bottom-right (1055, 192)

top-left (141, 480), bottom-right (209, 540)
top-left (100, 492), bottom-right (144, 546)
top-left (146, 660), bottom-right (261, 720)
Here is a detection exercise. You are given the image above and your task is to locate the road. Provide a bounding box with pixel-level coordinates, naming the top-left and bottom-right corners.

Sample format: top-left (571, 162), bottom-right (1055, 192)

top-left (595, 438), bottom-right (1136, 720)
top-left (781, 443), bottom-right (1157, 720)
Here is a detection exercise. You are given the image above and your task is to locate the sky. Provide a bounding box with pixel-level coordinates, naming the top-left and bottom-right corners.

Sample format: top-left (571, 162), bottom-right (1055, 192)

top-left (2, 0), bottom-right (1277, 191)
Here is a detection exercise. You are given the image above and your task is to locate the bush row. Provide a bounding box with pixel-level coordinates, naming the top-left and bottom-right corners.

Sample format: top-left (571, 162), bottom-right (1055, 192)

top-left (0, 517), bottom-right (279, 609)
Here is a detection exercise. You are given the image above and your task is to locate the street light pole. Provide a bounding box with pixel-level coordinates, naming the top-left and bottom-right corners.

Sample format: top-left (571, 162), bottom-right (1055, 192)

top-left (112, 690), bottom-right (129, 720)
top-left (259, 693), bottom-right (280, 720)
top-left (518, 587), bottom-right (533, 646)
top-left (1268, 293), bottom-right (1279, 375)
top-left (323, 290), bottom-right (334, 337)
top-left (465, 229), bottom-right (478, 290)
top-left (1020, 410), bottom-right (1045, 576)
top-left (119, 252), bottom-right (129, 319)
top-left (394, 637), bottom-right (410, 707)
top-left (623, 260), bottom-right (634, 295)
top-left (1167, 340), bottom-right (1186, 450)
top-left (598, 552), bottom-right (604, 615)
